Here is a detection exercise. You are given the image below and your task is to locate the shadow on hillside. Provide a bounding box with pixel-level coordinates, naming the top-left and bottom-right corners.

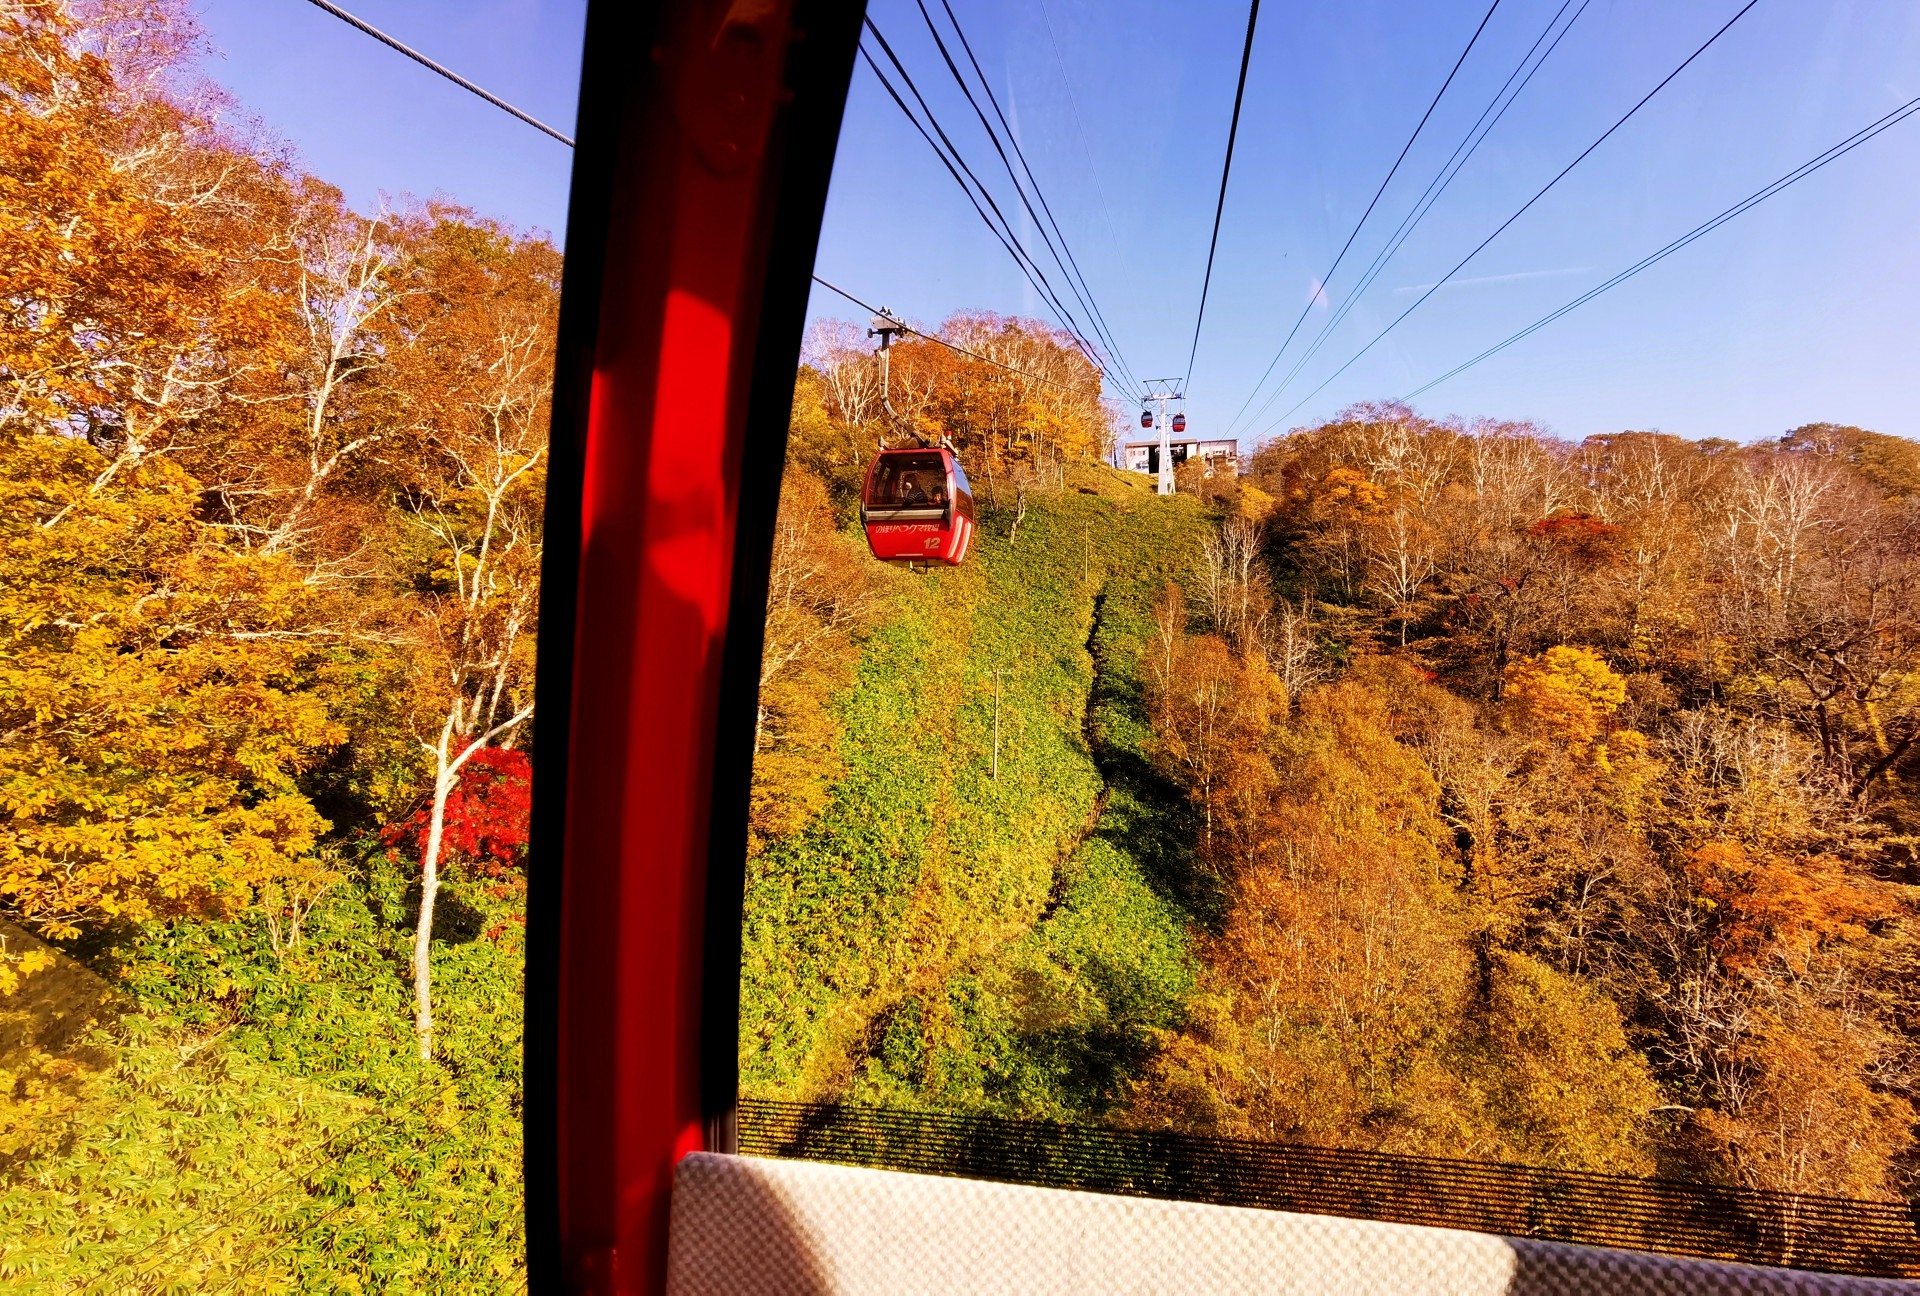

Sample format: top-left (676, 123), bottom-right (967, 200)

top-left (1011, 939), bottom-right (1200, 1115)
top-left (0, 918), bottom-right (120, 1062)
top-left (997, 1012), bottom-right (1158, 1116)
top-left (388, 868), bottom-right (488, 955)
top-left (1083, 664), bottom-right (1225, 932)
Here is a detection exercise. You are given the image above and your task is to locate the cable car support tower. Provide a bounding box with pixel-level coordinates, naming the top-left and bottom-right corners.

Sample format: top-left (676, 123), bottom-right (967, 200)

top-left (1139, 378), bottom-right (1184, 496)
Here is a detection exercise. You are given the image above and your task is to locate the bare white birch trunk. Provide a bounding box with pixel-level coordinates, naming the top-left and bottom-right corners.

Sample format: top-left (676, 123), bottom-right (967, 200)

top-left (413, 729), bottom-right (456, 1060)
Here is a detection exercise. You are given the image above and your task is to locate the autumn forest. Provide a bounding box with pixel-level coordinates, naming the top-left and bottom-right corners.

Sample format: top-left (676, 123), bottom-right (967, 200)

top-left (4, 2), bottom-right (543, 1285)
top-left (5, 0), bottom-right (1920, 1286)
top-left (751, 320), bottom-right (1920, 1214)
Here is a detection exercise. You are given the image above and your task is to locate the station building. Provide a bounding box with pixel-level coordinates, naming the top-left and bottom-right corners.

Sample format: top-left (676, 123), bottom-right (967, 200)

top-left (1121, 437), bottom-right (1239, 477)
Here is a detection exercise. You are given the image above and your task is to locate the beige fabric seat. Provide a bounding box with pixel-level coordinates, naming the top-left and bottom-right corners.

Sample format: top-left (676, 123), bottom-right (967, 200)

top-left (667, 1152), bottom-right (1903, 1295)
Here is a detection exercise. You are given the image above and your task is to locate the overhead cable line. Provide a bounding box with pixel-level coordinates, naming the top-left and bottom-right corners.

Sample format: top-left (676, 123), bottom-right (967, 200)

top-left (925, 0), bottom-right (1146, 400)
top-left (856, 41), bottom-right (1114, 386)
top-left (862, 15), bottom-right (1117, 384)
top-left (309, 0), bottom-right (1131, 398)
top-left (1180, 0), bottom-right (1263, 392)
top-left (1402, 91), bottom-right (1920, 401)
top-left (1223, 0), bottom-right (1503, 436)
top-left (811, 274), bottom-right (1086, 391)
top-left (297, 0), bottom-right (574, 145)
top-left (1239, 0), bottom-right (1588, 434)
top-left (856, 44), bottom-right (1123, 397)
top-left (1256, 0), bottom-right (1763, 437)
top-left (1038, 0), bottom-right (1124, 252)
top-left (918, 1), bottom-right (1143, 399)
top-left (860, 22), bottom-right (1127, 395)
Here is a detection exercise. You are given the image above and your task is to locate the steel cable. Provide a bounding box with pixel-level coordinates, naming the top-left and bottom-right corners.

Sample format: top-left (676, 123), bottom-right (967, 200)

top-left (1239, 0), bottom-right (1589, 435)
top-left (297, 0), bottom-right (573, 145)
top-left (1402, 91), bottom-right (1920, 401)
top-left (861, 22), bottom-right (1121, 391)
top-left (856, 39), bottom-right (1113, 385)
top-left (925, 0), bottom-right (1145, 400)
top-left (1180, 0), bottom-right (1263, 392)
top-left (1255, 0), bottom-right (1764, 437)
top-left (1223, 0), bottom-right (1504, 436)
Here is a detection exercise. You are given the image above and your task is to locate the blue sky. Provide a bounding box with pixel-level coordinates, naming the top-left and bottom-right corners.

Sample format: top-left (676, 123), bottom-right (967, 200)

top-left (192, 0), bottom-right (583, 240)
top-left (192, 0), bottom-right (1919, 446)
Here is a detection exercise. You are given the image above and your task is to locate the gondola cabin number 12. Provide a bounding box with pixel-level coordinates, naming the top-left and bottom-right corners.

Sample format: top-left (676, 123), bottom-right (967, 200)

top-left (860, 447), bottom-right (977, 566)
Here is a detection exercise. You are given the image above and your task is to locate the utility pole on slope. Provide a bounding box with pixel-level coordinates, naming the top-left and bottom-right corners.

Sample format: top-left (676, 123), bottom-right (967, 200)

top-left (1139, 378), bottom-right (1184, 497)
top-left (991, 666), bottom-right (1009, 781)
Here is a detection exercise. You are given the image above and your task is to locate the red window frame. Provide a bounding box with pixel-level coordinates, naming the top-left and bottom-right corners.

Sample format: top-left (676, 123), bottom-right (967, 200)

top-left (521, 2), bottom-right (865, 1290)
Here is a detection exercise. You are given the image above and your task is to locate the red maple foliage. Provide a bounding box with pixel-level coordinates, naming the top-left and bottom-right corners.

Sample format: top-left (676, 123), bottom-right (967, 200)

top-left (382, 747), bottom-right (533, 877)
top-left (1526, 511), bottom-right (1620, 540)
top-left (1526, 511), bottom-right (1622, 568)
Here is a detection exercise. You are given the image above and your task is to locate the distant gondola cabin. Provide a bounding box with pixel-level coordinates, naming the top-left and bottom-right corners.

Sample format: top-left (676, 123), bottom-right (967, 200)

top-left (860, 447), bottom-right (976, 566)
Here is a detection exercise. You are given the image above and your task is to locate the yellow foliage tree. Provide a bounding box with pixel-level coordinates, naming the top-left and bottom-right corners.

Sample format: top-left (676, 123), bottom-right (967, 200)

top-left (1469, 950), bottom-right (1659, 1174)
top-left (1695, 997), bottom-right (1914, 1199)
top-left (1204, 680), bottom-right (1474, 1154)
top-left (1232, 482), bottom-right (1277, 523)
top-left (1317, 466), bottom-right (1387, 512)
top-left (0, 2), bottom-right (344, 979)
top-left (0, 437), bottom-right (341, 946)
top-left (1139, 676), bottom-right (1660, 1171)
top-left (884, 312), bottom-right (1109, 498)
top-left (1143, 590), bottom-right (1286, 868)
top-left (376, 216), bottom-right (556, 1058)
top-left (750, 462), bottom-right (884, 850)
top-left (1504, 645), bottom-right (1628, 752)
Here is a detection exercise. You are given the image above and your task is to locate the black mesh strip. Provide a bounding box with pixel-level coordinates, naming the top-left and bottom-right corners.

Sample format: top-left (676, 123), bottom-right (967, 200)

top-left (736, 1099), bottom-right (1920, 1279)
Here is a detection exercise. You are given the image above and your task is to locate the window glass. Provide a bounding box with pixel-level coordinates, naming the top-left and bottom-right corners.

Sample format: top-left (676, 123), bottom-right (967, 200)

top-left (868, 452), bottom-right (951, 508)
top-left (0, 1), bottom-right (581, 1287)
top-left (749, 0), bottom-right (1920, 1276)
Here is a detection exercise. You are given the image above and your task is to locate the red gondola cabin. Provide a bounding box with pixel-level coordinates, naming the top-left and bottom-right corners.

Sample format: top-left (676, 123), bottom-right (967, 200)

top-left (1171, 413), bottom-right (1187, 433)
top-left (861, 447), bottom-right (976, 566)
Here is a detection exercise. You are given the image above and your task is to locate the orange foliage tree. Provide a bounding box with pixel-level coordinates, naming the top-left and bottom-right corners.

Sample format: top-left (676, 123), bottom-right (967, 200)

top-left (1136, 673), bottom-right (1658, 1171)
top-left (0, 3), bottom-right (563, 1051)
top-left (1142, 586), bottom-right (1285, 869)
top-left (1684, 841), bottom-right (1880, 974)
top-left (0, 0), bottom-right (343, 965)
top-left (879, 312), bottom-right (1110, 496)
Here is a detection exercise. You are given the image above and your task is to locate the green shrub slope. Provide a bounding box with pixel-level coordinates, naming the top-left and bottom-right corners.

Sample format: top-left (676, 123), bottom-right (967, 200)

top-left (0, 857), bottom-right (527, 1291)
top-left (741, 468), bottom-right (1217, 1120)
top-left (1, 467), bottom-right (1219, 1290)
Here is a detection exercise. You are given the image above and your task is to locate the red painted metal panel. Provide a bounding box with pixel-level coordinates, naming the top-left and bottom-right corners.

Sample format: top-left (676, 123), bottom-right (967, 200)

top-left (546, 3), bottom-right (806, 1290)
top-left (529, 0), bottom-right (861, 1287)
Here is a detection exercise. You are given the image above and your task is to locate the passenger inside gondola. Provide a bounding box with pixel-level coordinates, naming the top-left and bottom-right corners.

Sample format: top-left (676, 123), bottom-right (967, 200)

top-left (869, 453), bottom-right (948, 510)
